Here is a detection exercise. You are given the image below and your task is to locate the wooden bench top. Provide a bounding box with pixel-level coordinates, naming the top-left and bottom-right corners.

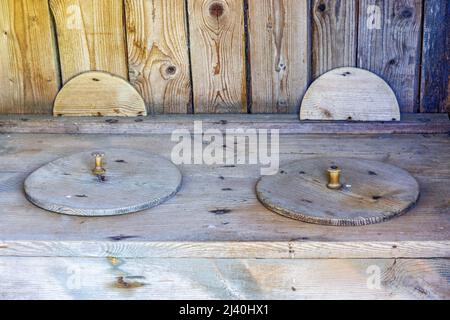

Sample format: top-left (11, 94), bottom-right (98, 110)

top-left (0, 114), bottom-right (449, 260)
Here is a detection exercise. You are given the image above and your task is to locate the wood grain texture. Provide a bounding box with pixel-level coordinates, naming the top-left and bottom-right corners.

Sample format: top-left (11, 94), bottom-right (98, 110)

top-left (49, 0), bottom-right (128, 83)
top-left (24, 149), bottom-right (182, 216)
top-left (248, 0), bottom-right (309, 113)
top-left (188, 0), bottom-right (247, 113)
top-left (0, 257), bottom-right (448, 299)
top-left (53, 72), bottom-right (147, 117)
top-left (311, 0), bottom-right (357, 79)
top-left (0, 114), bottom-right (449, 135)
top-left (0, 0), bottom-right (60, 114)
top-left (257, 158), bottom-right (419, 226)
top-left (1, 114), bottom-right (449, 135)
top-left (126, 0), bottom-right (192, 114)
top-left (358, 0), bottom-right (423, 113)
top-left (0, 133), bottom-right (449, 245)
top-left (1, 240), bottom-right (449, 259)
top-left (300, 67), bottom-right (401, 121)
top-left (420, 0), bottom-right (450, 113)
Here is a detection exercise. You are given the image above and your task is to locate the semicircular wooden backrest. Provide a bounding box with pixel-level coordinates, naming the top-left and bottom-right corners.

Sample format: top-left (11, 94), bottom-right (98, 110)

top-left (300, 67), bottom-right (400, 121)
top-left (54, 71), bottom-right (147, 117)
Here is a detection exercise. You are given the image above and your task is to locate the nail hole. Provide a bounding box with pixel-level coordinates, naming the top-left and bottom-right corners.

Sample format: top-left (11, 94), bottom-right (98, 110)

top-left (401, 9), bottom-right (413, 19)
top-left (92, 78), bottom-right (100, 82)
top-left (318, 4), bottom-right (326, 12)
top-left (166, 66), bottom-right (177, 75)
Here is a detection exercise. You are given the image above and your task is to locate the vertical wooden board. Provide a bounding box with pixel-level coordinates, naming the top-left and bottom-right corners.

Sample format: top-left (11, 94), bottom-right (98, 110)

top-left (126, 0), bottom-right (192, 114)
top-left (50, 0), bottom-right (128, 83)
top-left (188, 0), bottom-right (247, 113)
top-left (358, 0), bottom-right (423, 113)
top-left (311, 0), bottom-right (358, 79)
top-left (0, 0), bottom-right (60, 114)
top-left (420, 0), bottom-right (449, 113)
top-left (248, 0), bottom-right (309, 114)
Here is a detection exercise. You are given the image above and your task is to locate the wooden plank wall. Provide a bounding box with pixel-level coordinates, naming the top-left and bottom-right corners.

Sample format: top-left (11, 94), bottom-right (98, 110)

top-left (0, 0), bottom-right (448, 114)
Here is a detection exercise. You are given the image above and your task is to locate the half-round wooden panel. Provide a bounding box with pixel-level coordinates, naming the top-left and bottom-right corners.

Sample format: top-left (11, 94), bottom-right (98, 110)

top-left (24, 149), bottom-right (182, 216)
top-left (53, 72), bottom-right (147, 117)
top-left (256, 158), bottom-right (419, 226)
top-left (300, 68), bottom-right (400, 121)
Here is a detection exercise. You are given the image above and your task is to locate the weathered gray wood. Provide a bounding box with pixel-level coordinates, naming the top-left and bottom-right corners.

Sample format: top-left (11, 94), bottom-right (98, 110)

top-left (311, 0), bottom-right (358, 79)
top-left (420, 0), bottom-right (450, 113)
top-left (1, 240), bottom-right (449, 259)
top-left (0, 257), bottom-right (448, 299)
top-left (300, 68), bottom-right (400, 121)
top-left (24, 149), bottom-right (182, 216)
top-left (257, 158), bottom-right (419, 226)
top-left (358, 0), bottom-right (423, 113)
top-left (0, 133), bottom-right (449, 249)
top-left (0, 114), bottom-right (449, 135)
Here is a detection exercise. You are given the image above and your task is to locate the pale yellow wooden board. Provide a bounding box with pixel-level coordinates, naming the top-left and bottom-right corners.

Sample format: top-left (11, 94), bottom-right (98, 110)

top-left (300, 67), bottom-right (401, 121)
top-left (0, 0), bottom-right (60, 114)
top-left (53, 71), bottom-right (147, 117)
top-left (50, 0), bottom-right (128, 83)
top-left (248, 0), bottom-right (310, 113)
top-left (188, 0), bottom-right (247, 113)
top-left (126, 0), bottom-right (192, 114)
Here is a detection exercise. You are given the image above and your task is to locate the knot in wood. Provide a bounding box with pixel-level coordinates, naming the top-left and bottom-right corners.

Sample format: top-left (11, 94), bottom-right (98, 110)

top-left (209, 2), bottom-right (225, 18)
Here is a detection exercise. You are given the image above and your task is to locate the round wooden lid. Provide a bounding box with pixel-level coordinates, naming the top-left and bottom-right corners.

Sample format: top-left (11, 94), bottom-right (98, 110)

top-left (256, 158), bottom-right (420, 226)
top-left (24, 149), bottom-right (182, 216)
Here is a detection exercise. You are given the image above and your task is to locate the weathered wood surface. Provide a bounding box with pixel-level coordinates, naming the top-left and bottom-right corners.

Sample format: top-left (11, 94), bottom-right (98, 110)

top-left (248, 0), bottom-right (309, 113)
top-left (1, 240), bottom-right (449, 259)
top-left (126, 0), bottom-right (192, 114)
top-left (24, 149), bottom-right (182, 216)
top-left (53, 72), bottom-right (147, 117)
top-left (0, 133), bottom-right (449, 255)
top-left (49, 0), bottom-right (128, 83)
top-left (420, 0), bottom-right (450, 113)
top-left (0, 257), bottom-right (448, 299)
top-left (257, 158), bottom-right (419, 226)
top-left (0, 0), bottom-right (60, 114)
top-left (300, 67), bottom-right (401, 121)
top-left (188, 0), bottom-right (247, 113)
top-left (1, 114), bottom-right (449, 135)
top-left (311, 0), bottom-right (357, 79)
top-left (358, 0), bottom-right (423, 113)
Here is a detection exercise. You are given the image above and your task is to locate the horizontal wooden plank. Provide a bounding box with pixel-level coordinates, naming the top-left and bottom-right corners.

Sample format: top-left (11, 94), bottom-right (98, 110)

top-left (0, 114), bottom-right (449, 134)
top-left (0, 133), bottom-right (449, 257)
top-left (0, 241), bottom-right (449, 259)
top-left (0, 257), bottom-right (448, 299)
